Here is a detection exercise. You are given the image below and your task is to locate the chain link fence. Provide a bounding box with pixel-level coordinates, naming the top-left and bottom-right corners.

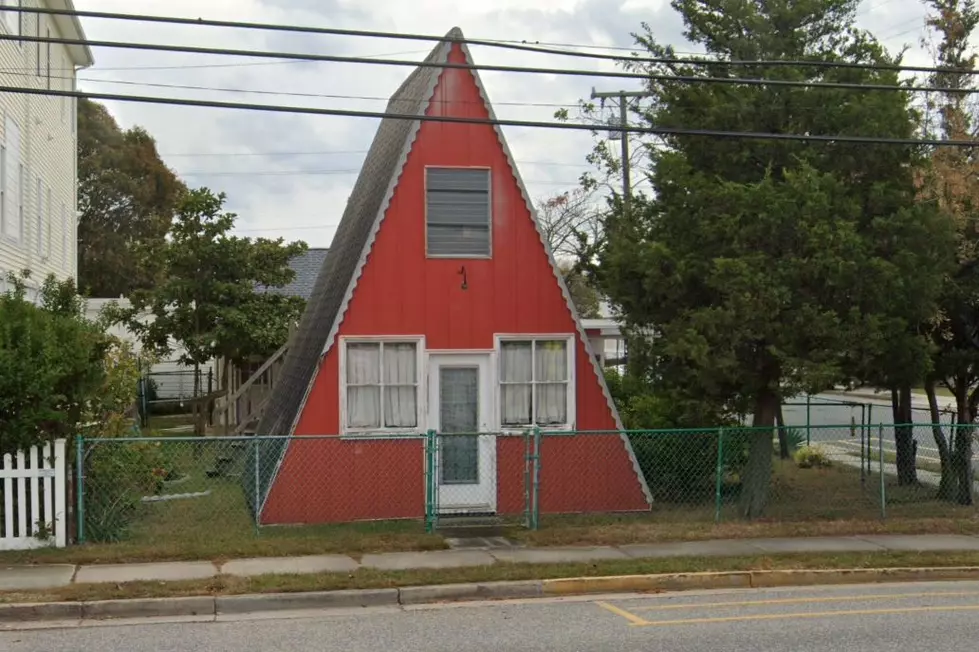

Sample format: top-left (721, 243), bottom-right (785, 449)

top-left (75, 424), bottom-right (979, 548)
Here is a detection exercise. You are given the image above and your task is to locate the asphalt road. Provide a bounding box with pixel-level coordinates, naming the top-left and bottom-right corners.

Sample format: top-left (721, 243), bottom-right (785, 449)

top-left (781, 394), bottom-right (975, 468)
top-left (5, 581), bottom-right (979, 651)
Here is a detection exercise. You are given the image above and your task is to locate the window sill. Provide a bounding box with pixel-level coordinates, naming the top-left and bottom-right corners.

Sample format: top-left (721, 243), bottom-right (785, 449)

top-left (339, 429), bottom-right (426, 441)
top-left (500, 425), bottom-right (575, 436)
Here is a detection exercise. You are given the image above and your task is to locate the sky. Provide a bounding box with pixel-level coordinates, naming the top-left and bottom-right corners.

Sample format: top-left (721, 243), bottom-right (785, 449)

top-left (73, 0), bottom-right (937, 248)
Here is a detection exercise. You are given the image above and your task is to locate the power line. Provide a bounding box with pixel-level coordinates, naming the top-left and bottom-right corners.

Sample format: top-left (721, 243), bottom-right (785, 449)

top-left (0, 68), bottom-right (578, 108)
top-left (72, 74), bottom-right (577, 109)
top-left (3, 83), bottom-right (977, 146)
top-left (181, 169), bottom-right (581, 184)
top-left (163, 150), bottom-right (589, 167)
top-left (8, 5), bottom-right (973, 77)
top-left (3, 32), bottom-right (973, 96)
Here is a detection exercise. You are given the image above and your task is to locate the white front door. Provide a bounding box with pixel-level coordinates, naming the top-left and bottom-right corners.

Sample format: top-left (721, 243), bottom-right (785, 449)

top-left (428, 353), bottom-right (497, 514)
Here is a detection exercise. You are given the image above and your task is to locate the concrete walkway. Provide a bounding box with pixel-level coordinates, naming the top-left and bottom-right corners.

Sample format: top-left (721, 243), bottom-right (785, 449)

top-left (4, 534), bottom-right (979, 592)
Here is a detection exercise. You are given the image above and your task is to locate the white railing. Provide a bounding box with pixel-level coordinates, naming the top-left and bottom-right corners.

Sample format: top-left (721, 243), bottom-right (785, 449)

top-left (0, 439), bottom-right (67, 550)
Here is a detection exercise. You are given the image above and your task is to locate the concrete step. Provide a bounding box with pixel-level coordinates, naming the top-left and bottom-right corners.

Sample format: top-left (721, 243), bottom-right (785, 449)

top-left (434, 515), bottom-right (506, 538)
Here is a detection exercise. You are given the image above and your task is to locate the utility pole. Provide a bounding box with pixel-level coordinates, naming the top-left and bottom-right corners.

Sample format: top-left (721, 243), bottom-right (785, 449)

top-left (590, 88), bottom-right (649, 216)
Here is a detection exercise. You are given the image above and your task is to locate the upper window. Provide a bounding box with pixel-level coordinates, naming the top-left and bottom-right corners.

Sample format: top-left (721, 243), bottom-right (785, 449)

top-left (499, 338), bottom-right (572, 427)
top-left (344, 340), bottom-right (419, 431)
top-left (1, 115), bottom-right (22, 241)
top-left (425, 167), bottom-right (490, 257)
top-left (0, 0), bottom-right (23, 38)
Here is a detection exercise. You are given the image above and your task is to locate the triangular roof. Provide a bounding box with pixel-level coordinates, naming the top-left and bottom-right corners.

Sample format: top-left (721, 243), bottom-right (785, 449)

top-left (258, 30), bottom-right (642, 499)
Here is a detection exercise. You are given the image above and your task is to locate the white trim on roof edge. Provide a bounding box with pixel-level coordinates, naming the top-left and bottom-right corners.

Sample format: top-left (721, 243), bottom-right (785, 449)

top-left (457, 40), bottom-right (653, 508)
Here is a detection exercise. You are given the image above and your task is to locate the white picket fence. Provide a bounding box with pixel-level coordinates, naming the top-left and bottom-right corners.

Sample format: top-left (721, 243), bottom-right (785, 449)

top-left (0, 439), bottom-right (67, 550)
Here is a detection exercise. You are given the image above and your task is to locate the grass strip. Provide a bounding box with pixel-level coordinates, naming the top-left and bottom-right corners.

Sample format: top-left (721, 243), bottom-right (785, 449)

top-left (5, 550), bottom-right (979, 604)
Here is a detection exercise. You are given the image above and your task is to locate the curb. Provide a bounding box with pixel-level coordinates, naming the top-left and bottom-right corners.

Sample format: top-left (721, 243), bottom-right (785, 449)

top-left (3, 566), bottom-right (979, 623)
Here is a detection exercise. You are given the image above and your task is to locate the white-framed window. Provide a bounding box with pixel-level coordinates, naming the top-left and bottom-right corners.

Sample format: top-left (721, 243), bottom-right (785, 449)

top-left (34, 12), bottom-right (39, 76)
top-left (61, 201), bottom-right (68, 267)
top-left (498, 336), bottom-right (575, 428)
top-left (35, 175), bottom-right (44, 256)
top-left (1, 114), bottom-right (22, 242)
top-left (341, 338), bottom-right (422, 432)
top-left (0, 0), bottom-right (23, 38)
top-left (45, 25), bottom-right (50, 89)
top-left (425, 167), bottom-right (491, 257)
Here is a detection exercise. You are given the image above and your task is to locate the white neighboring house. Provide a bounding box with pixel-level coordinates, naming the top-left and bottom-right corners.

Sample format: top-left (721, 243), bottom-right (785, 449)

top-left (0, 1), bottom-right (92, 301)
top-left (85, 297), bottom-right (216, 402)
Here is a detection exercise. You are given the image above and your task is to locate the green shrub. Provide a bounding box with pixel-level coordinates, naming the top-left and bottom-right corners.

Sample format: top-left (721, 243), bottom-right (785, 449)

top-left (793, 445), bottom-right (832, 469)
top-left (605, 369), bottom-right (749, 502)
top-left (782, 427), bottom-right (807, 451)
top-left (80, 339), bottom-right (162, 542)
top-left (83, 440), bottom-right (165, 542)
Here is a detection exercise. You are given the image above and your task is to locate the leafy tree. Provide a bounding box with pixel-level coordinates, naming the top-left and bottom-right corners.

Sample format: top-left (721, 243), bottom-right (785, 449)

top-left (580, 0), bottom-right (951, 516)
top-left (110, 188), bottom-right (307, 434)
top-left (559, 262), bottom-right (601, 319)
top-left (0, 272), bottom-right (109, 456)
top-left (918, 0), bottom-right (979, 504)
top-left (77, 99), bottom-right (186, 298)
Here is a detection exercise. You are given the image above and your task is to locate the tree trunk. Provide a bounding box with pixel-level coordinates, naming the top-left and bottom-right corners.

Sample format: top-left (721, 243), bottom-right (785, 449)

top-left (925, 380), bottom-right (956, 501)
top-left (193, 362), bottom-right (205, 437)
top-left (739, 387), bottom-right (778, 519)
top-left (223, 358), bottom-right (233, 435)
top-left (953, 399), bottom-right (973, 506)
top-left (891, 385), bottom-right (918, 485)
top-left (776, 403), bottom-right (790, 460)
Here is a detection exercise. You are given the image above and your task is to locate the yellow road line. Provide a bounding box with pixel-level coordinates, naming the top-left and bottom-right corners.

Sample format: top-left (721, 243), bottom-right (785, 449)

top-left (594, 601), bottom-right (651, 626)
top-left (634, 604), bottom-right (979, 627)
top-left (631, 590), bottom-right (979, 612)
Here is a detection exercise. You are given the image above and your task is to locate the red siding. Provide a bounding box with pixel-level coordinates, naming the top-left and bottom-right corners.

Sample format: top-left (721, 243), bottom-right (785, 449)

top-left (261, 44), bottom-right (648, 525)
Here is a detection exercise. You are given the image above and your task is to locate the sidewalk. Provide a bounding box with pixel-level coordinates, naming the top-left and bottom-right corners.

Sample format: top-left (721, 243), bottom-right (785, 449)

top-left (6, 534), bottom-right (979, 592)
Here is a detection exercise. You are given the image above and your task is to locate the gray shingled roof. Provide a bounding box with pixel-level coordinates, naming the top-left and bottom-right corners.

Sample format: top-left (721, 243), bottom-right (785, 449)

top-left (256, 248), bottom-right (329, 301)
top-left (255, 30), bottom-right (457, 438)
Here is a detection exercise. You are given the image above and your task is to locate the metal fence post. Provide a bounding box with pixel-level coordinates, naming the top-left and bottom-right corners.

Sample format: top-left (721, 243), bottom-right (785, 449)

top-left (531, 426), bottom-right (541, 531)
top-left (805, 395), bottom-right (811, 446)
top-left (523, 429), bottom-right (531, 528)
top-left (425, 429), bottom-right (437, 533)
top-left (253, 438), bottom-right (261, 535)
top-left (714, 428), bottom-right (725, 523)
top-left (879, 423), bottom-right (886, 519)
top-left (75, 434), bottom-right (85, 544)
top-left (866, 403), bottom-right (873, 479)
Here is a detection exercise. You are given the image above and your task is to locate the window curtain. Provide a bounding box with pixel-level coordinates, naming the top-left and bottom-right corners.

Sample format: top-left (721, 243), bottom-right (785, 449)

top-left (383, 343), bottom-right (417, 427)
top-left (346, 343), bottom-right (380, 428)
top-left (535, 340), bottom-right (568, 424)
top-left (501, 342), bottom-right (533, 425)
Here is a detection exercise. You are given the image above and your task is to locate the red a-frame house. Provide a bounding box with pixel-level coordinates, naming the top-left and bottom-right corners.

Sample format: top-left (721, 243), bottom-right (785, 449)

top-left (252, 27), bottom-right (652, 524)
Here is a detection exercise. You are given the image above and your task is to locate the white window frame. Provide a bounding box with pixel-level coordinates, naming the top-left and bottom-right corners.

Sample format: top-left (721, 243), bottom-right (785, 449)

top-left (495, 334), bottom-right (576, 431)
top-left (61, 201), bottom-right (68, 268)
top-left (1, 114), bottom-right (23, 244)
top-left (424, 165), bottom-right (492, 259)
top-left (338, 335), bottom-right (426, 435)
top-left (0, 0), bottom-right (23, 39)
top-left (35, 175), bottom-right (44, 257)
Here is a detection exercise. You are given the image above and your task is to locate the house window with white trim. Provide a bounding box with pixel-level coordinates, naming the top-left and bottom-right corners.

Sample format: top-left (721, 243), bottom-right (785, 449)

top-left (2, 115), bottom-right (22, 241)
top-left (425, 167), bottom-right (491, 257)
top-left (344, 341), bottom-right (419, 430)
top-left (0, 0), bottom-right (23, 38)
top-left (499, 338), bottom-right (572, 427)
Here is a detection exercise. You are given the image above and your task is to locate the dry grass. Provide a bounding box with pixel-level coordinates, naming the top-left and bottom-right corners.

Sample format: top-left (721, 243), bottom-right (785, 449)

top-left (515, 461), bottom-right (979, 547)
top-left (5, 550), bottom-right (979, 605)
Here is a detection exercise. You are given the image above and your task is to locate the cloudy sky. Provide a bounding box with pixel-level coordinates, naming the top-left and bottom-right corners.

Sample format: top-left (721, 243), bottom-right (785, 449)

top-left (73, 0), bottom-right (935, 248)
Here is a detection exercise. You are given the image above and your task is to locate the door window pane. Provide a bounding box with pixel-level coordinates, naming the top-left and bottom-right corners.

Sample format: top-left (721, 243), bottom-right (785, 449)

top-left (439, 367), bottom-right (479, 484)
